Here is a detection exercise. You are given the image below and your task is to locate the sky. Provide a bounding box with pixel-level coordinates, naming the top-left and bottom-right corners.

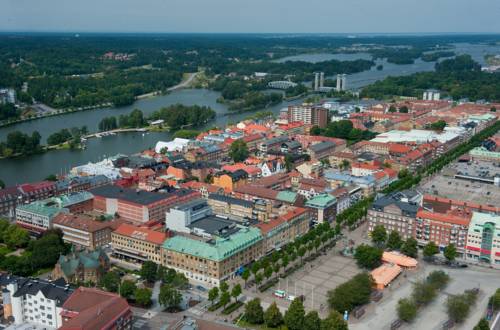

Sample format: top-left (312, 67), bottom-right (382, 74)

top-left (3, 0), bottom-right (500, 34)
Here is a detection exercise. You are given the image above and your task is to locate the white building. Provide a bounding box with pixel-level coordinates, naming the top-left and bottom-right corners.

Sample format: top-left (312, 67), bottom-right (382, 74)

top-left (154, 138), bottom-right (190, 153)
top-left (423, 89), bottom-right (441, 101)
top-left (371, 129), bottom-right (460, 144)
top-left (165, 199), bottom-right (213, 234)
top-left (0, 275), bottom-right (73, 329)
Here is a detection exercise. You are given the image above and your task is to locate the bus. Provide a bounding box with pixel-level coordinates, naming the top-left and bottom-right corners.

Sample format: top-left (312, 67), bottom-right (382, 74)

top-left (273, 290), bottom-right (286, 298)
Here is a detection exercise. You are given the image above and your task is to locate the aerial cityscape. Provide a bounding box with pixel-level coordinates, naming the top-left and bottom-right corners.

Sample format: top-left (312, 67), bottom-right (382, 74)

top-left (1, 1), bottom-right (500, 330)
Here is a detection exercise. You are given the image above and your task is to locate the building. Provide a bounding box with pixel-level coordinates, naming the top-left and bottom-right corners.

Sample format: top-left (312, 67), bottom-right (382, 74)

top-left (371, 264), bottom-right (402, 290)
top-left (162, 226), bottom-right (262, 286)
top-left (255, 207), bottom-right (310, 254)
top-left (0, 275), bottom-right (73, 329)
top-left (15, 191), bottom-right (95, 234)
top-left (0, 181), bottom-right (57, 219)
top-left (308, 141), bottom-right (337, 161)
top-left (91, 185), bottom-right (200, 224)
top-left (259, 136), bottom-right (289, 154)
top-left (212, 170), bottom-right (248, 193)
top-left (166, 199), bottom-right (215, 233)
top-left (52, 213), bottom-right (121, 250)
top-left (368, 192), bottom-right (420, 240)
top-left (111, 223), bottom-right (168, 264)
top-left (305, 193), bottom-right (336, 223)
top-left (59, 287), bottom-right (132, 330)
top-left (423, 89), bottom-right (441, 101)
top-left (287, 104), bottom-right (328, 128)
top-left (207, 194), bottom-right (255, 219)
top-left (52, 249), bottom-right (110, 284)
top-left (415, 209), bottom-right (471, 253)
top-left (465, 212), bottom-right (500, 268)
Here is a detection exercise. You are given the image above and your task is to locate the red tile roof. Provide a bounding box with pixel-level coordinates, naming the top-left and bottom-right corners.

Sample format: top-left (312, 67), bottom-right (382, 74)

top-left (60, 287), bottom-right (130, 330)
top-left (113, 223), bottom-right (167, 245)
top-left (416, 209), bottom-right (471, 226)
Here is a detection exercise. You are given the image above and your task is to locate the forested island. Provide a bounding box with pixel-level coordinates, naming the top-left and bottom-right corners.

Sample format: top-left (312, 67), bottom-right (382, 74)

top-left (361, 55), bottom-right (500, 101)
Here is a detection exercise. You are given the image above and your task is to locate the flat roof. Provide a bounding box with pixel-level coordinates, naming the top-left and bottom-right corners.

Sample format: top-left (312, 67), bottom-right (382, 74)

top-left (91, 185), bottom-right (191, 205)
top-left (188, 215), bottom-right (240, 237)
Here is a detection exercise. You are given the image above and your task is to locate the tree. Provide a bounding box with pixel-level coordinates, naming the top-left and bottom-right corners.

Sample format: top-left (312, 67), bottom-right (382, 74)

top-left (386, 231), bottom-right (403, 250)
top-left (101, 271), bottom-right (120, 293)
top-left (140, 261), bottom-right (158, 283)
top-left (401, 238), bottom-right (418, 258)
top-left (320, 311), bottom-right (348, 330)
top-left (444, 244), bottom-right (457, 262)
top-left (244, 298), bottom-right (264, 324)
top-left (159, 284), bottom-right (182, 310)
top-left (446, 294), bottom-right (472, 323)
top-left (3, 226), bottom-right (30, 249)
top-left (388, 105), bottom-right (397, 113)
top-left (430, 120), bottom-right (447, 132)
top-left (264, 302), bottom-right (283, 328)
top-left (426, 270), bottom-right (450, 289)
top-left (473, 318), bottom-right (490, 330)
top-left (490, 289), bottom-right (500, 311)
top-left (231, 283), bottom-right (242, 302)
top-left (354, 244), bottom-right (383, 269)
top-left (0, 179), bottom-right (4, 189)
top-left (412, 281), bottom-right (436, 306)
top-left (119, 280), bottom-right (136, 299)
top-left (44, 174), bottom-right (57, 181)
top-left (298, 246), bottom-right (306, 262)
top-left (284, 298), bottom-right (305, 330)
top-left (264, 266), bottom-right (273, 280)
top-left (229, 139), bottom-right (249, 162)
top-left (134, 287), bottom-right (152, 307)
top-left (303, 311), bottom-right (321, 330)
top-left (208, 287), bottom-right (219, 306)
top-left (220, 281), bottom-right (229, 293)
top-left (397, 298), bottom-right (417, 322)
top-left (371, 225), bottom-right (387, 247)
top-left (255, 273), bottom-right (263, 286)
top-left (328, 273), bottom-right (373, 312)
top-left (423, 241), bottom-right (439, 260)
top-left (219, 291), bottom-right (231, 309)
top-left (242, 269), bottom-right (250, 287)
top-left (251, 261), bottom-right (260, 276)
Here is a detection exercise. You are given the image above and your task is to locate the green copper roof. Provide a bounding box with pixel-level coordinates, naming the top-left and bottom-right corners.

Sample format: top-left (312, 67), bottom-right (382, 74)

top-left (470, 147), bottom-right (500, 160)
top-left (162, 226), bottom-right (262, 261)
top-left (276, 191), bottom-right (298, 203)
top-left (470, 212), bottom-right (500, 229)
top-left (16, 201), bottom-right (67, 218)
top-left (305, 193), bottom-right (336, 208)
top-left (58, 250), bottom-right (108, 277)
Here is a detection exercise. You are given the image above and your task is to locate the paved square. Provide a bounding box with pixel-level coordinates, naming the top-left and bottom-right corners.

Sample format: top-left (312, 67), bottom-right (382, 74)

top-left (256, 251), bottom-right (361, 317)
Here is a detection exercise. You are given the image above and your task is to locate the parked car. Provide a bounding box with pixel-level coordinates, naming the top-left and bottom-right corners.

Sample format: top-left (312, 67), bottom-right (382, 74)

top-left (196, 285), bottom-right (207, 292)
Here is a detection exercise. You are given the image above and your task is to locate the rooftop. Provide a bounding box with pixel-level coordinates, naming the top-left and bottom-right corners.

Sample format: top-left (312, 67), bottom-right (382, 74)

top-left (188, 215), bottom-right (240, 237)
top-left (113, 223), bottom-right (167, 245)
top-left (305, 193), bottom-right (336, 208)
top-left (208, 193), bottom-right (253, 208)
top-left (163, 226), bottom-right (262, 261)
top-left (90, 184), bottom-right (191, 205)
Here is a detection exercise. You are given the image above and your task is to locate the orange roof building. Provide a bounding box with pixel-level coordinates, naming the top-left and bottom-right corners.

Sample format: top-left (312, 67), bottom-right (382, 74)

top-left (382, 251), bottom-right (418, 269)
top-left (111, 223), bottom-right (168, 263)
top-left (371, 263), bottom-right (403, 290)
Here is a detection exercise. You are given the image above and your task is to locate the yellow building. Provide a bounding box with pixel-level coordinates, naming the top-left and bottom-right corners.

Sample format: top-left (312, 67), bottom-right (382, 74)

top-left (212, 170), bottom-right (248, 193)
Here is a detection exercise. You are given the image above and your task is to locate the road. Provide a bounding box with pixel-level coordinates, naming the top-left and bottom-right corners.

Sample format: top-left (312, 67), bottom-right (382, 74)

top-left (167, 72), bottom-right (198, 91)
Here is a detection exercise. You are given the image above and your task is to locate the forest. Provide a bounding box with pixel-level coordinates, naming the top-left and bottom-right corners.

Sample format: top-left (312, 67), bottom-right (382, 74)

top-left (361, 55), bottom-right (500, 101)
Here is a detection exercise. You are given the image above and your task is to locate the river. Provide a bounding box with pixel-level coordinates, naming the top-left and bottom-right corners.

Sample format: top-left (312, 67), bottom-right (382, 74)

top-left (1, 42), bottom-right (499, 185)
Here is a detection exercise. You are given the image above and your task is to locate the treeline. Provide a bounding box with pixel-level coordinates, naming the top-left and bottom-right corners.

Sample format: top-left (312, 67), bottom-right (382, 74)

top-left (47, 126), bottom-right (87, 147)
top-left (150, 104), bottom-right (216, 130)
top-left (310, 120), bottom-right (376, 144)
top-left (98, 109), bottom-right (147, 131)
top-left (421, 51), bottom-right (455, 62)
top-left (361, 55), bottom-right (500, 101)
top-left (0, 228), bottom-right (69, 277)
top-left (285, 84), bottom-right (308, 98)
top-left (0, 103), bottom-right (20, 122)
top-left (228, 92), bottom-right (283, 112)
top-left (0, 131), bottom-right (42, 157)
top-left (28, 69), bottom-right (182, 108)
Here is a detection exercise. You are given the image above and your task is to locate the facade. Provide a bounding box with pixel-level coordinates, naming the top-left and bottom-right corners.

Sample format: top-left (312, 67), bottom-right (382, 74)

top-left (16, 201), bottom-right (69, 234)
top-left (465, 212), bottom-right (500, 268)
top-left (255, 207), bottom-right (310, 254)
top-left (162, 226), bottom-right (263, 286)
top-left (212, 170), bottom-right (248, 193)
top-left (415, 209), bottom-right (471, 253)
top-left (287, 104), bottom-right (328, 128)
top-left (304, 193), bottom-right (337, 223)
top-left (111, 223), bottom-right (168, 264)
top-left (368, 192), bottom-right (420, 240)
top-left (308, 141), bottom-right (337, 161)
top-left (52, 213), bottom-right (121, 250)
top-left (52, 249), bottom-right (110, 284)
top-left (0, 181), bottom-right (57, 219)
top-left (91, 185), bottom-right (200, 224)
top-left (60, 287), bottom-right (132, 330)
top-left (207, 194), bottom-right (254, 219)
top-left (0, 275), bottom-right (73, 329)
top-left (165, 199), bottom-right (214, 233)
